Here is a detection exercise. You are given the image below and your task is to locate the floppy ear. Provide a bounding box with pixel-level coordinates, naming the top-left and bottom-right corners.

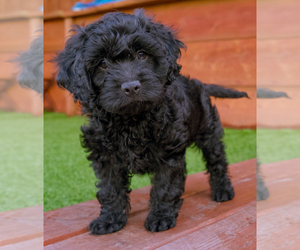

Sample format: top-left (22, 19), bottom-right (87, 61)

top-left (54, 26), bottom-right (93, 103)
top-left (134, 9), bottom-right (186, 84)
top-left (14, 35), bottom-right (43, 94)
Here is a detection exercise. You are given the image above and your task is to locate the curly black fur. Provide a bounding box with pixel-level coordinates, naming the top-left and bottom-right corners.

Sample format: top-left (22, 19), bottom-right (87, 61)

top-left (54, 9), bottom-right (242, 234)
top-left (14, 35), bottom-right (43, 94)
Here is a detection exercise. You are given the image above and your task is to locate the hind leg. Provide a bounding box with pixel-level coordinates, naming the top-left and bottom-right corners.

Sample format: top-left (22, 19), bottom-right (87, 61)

top-left (195, 106), bottom-right (234, 202)
top-left (257, 160), bottom-right (269, 201)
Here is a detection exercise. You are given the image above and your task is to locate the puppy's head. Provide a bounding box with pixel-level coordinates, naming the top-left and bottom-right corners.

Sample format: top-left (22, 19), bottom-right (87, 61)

top-left (55, 9), bottom-right (185, 115)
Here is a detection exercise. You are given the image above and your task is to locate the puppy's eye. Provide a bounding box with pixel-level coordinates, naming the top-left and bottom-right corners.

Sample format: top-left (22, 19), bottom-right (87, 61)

top-left (100, 60), bottom-right (107, 69)
top-left (137, 51), bottom-right (147, 60)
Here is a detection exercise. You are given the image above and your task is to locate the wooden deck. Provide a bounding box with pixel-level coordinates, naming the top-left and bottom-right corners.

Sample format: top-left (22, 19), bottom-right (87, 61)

top-left (0, 205), bottom-right (43, 249)
top-left (3, 158), bottom-right (299, 249)
top-left (257, 158), bottom-right (300, 250)
top-left (44, 159), bottom-right (256, 249)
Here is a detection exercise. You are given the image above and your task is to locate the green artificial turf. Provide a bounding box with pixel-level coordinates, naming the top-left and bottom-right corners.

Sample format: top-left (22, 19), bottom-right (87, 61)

top-left (44, 112), bottom-right (256, 211)
top-left (0, 112), bottom-right (43, 212)
top-left (257, 128), bottom-right (300, 164)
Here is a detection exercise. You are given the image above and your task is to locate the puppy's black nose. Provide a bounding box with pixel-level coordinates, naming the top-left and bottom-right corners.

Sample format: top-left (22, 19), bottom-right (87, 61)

top-left (121, 81), bottom-right (141, 97)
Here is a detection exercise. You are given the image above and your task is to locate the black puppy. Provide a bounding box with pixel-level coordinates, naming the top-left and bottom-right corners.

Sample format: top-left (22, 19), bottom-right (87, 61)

top-left (55, 9), bottom-right (247, 234)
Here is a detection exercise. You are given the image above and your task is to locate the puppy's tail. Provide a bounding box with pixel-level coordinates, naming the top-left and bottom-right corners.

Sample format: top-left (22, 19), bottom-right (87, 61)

top-left (257, 88), bottom-right (290, 99)
top-left (204, 83), bottom-right (249, 99)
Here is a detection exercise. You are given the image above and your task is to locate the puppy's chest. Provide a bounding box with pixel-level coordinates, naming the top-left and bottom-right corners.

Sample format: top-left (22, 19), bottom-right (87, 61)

top-left (105, 117), bottom-right (188, 173)
top-left (113, 123), bottom-right (161, 159)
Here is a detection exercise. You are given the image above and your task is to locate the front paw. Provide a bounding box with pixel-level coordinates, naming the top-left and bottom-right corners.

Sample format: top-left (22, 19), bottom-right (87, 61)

top-left (89, 213), bottom-right (127, 235)
top-left (144, 212), bottom-right (177, 232)
top-left (212, 183), bottom-right (235, 202)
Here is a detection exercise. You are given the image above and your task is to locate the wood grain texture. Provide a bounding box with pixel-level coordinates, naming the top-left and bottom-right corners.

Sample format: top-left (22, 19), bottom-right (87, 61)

top-left (157, 202), bottom-right (256, 250)
top-left (43, 0), bottom-right (256, 127)
top-left (44, 83), bottom-right (80, 115)
top-left (0, 237), bottom-right (43, 250)
top-left (211, 86), bottom-right (256, 129)
top-left (0, 80), bottom-right (43, 116)
top-left (0, 20), bottom-right (30, 52)
top-left (73, 0), bottom-right (255, 43)
top-left (0, 53), bottom-right (17, 79)
top-left (44, 159), bottom-right (256, 248)
top-left (180, 39), bottom-right (256, 87)
top-left (0, 0), bottom-right (42, 14)
top-left (257, 0), bottom-right (300, 39)
top-left (44, 20), bottom-right (66, 52)
top-left (44, 53), bottom-right (56, 80)
top-left (257, 87), bottom-right (300, 128)
top-left (257, 158), bottom-right (300, 213)
top-left (258, 38), bottom-right (300, 87)
top-left (257, 158), bottom-right (300, 250)
top-left (0, 206), bottom-right (43, 247)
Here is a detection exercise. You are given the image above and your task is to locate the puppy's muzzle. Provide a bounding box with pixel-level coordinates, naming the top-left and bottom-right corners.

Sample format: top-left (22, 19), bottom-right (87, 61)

top-left (121, 81), bottom-right (141, 97)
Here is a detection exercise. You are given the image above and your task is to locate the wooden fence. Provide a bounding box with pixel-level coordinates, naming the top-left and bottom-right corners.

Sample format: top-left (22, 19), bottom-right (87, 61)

top-left (44, 0), bottom-right (256, 128)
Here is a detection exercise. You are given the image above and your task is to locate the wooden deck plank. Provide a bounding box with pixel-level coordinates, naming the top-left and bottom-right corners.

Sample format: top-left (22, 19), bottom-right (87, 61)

top-left (257, 158), bottom-right (300, 249)
top-left (156, 202), bottom-right (256, 250)
top-left (257, 158), bottom-right (300, 212)
top-left (0, 237), bottom-right (43, 250)
top-left (0, 206), bottom-right (43, 247)
top-left (44, 159), bottom-right (256, 248)
top-left (44, 159), bottom-right (255, 244)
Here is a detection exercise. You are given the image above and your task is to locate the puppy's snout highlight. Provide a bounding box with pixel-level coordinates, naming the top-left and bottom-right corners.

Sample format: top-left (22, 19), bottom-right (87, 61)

top-left (121, 81), bottom-right (141, 97)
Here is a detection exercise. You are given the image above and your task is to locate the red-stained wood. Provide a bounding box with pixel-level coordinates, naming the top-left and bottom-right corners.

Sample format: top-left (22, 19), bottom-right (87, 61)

top-left (257, 158), bottom-right (300, 212)
top-left (44, 39), bottom-right (255, 123)
top-left (156, 202), bottom-right (256, 250)
top-left (44, 84), bottom-right (254, 124)
top-left (44, 53), bottom-right (56, 80)
top-left (73, 0), bottom-right (255, 43)
top-left (0, 19), bottom-right (30, 52)
top-left (0, 80), bottom-right (43, 116)
top-left (257, 158), bottom-right (300, 249)
top-left (43, 0), bottom-right (256, 128)
top-left (0, 53), bottom-right (18, 79)
top-left (180, 39), bottom-right (256, 87)
top-left (258, 201), bottom-right (300, 250)
top-left (211, 86), bottom-right (256, 129)
top-left (257, 87), bottom-right (300, 129)
top-left (44, 159), bottom-right (256, 248)
top-left (0, 7), bottom-right (42, 115)
top-left (44, 20), bottom-right (66, 52)
top-left (258, 38), bottom-right (300, 87)
top-left (0, 206), bottom-right (43, 247)
top-left (44, 83), bottom-right (81, 115)
top-left (0, 0), bottom-right (42, 14)
top-left (257, 0), bottom-right (300, 39)
top-left (0, 237), bottom-right (43, 250)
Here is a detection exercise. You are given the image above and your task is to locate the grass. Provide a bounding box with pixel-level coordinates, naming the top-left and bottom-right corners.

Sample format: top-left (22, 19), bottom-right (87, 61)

top-left (2, 111), bottom-right (298, 212)
top-left (257, 128), bottom-right (300, 164)
top-left (44, 112), bottom-right (256, 211)
top-left (0, 112), bottom-right (43, 212)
